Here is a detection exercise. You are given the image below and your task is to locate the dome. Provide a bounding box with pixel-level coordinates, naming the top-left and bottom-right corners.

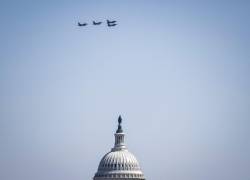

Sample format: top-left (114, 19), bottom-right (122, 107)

top-left (98, 150), bottom-right (141, 171)
top-left (93, 116), bottom-right (145, 180)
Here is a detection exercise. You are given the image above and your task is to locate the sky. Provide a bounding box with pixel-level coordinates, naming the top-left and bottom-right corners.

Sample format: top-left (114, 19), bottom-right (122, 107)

top-left (0, 0), bottom-right (250, 180)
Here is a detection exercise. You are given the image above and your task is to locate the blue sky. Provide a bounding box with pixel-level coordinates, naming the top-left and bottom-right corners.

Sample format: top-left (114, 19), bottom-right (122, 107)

top-left (0, 1), bottom-right (250, 180)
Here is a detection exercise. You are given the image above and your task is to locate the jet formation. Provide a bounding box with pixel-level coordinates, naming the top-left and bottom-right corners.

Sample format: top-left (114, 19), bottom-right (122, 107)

top-left (78, 19), bottom-right (117, 27)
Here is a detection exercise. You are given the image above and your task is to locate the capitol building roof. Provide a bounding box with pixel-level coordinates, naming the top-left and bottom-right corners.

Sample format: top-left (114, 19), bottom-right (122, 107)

top-left (93, 116), bottom-right (145, 180)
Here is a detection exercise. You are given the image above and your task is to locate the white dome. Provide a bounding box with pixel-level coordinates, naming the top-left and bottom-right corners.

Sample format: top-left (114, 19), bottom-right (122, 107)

top-left (94, 149), bottom-right (145, 179)
top-left (98, 149), bottom-right (141, 171)
top-left (93, 116), bottom-right (145, 180)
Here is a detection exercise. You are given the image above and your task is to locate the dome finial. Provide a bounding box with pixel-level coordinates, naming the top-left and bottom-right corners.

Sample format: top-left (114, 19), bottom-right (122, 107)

top-left (116, 115), bottom-right (123, 133)
top-left (118, 115), bottom-right (122, 124)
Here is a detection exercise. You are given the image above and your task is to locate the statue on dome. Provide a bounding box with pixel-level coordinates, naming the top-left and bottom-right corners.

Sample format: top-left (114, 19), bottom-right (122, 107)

top-left (118, 115), bottom-right (122, 124)
top-left (116, 115), bottom-right (123, 133)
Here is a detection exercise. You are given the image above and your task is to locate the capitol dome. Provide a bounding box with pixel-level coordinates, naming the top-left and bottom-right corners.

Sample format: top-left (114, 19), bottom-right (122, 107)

top-left (93, 116), bottom-right (145, 180)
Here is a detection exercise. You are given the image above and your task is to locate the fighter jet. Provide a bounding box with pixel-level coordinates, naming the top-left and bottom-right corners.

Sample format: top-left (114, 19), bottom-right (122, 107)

top-left (78, 22), bottom-right (87, 26)
top-left (107, 20), bottom-right (117, 27)
top-left (93, 21), bottom-right (102, 25)
top-left (107, 23), bottom-right (117, 27)
top-left (107, 20), bottom-right (116, 24)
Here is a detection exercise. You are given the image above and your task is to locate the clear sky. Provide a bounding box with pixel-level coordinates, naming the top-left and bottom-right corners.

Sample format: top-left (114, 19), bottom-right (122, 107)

top-left (0, 0), bottom-right (250, 180)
